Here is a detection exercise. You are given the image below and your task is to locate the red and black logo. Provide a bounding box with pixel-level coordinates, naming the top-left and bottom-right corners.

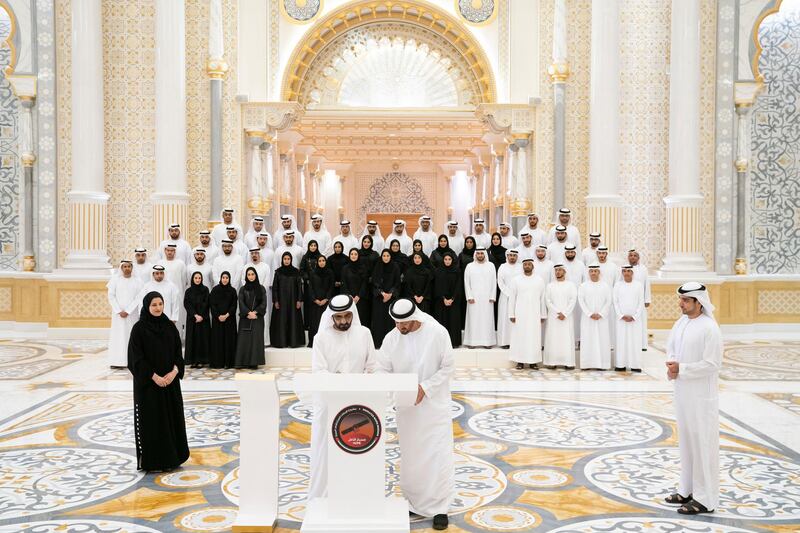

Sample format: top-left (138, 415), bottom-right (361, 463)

top-left (331, 404), bottom-right (381, 454)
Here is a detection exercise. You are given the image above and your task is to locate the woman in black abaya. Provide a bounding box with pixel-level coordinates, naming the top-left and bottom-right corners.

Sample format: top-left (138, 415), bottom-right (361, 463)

top-left (402, 252), bottom-right (434, 313)
top-left (208, 272), bottom-right (237, 369)
top-left (306, 255), bottom-right (336, 347)
top-left (371, 249), bottom-right (401, 348)
top-left (184, 272), bottom-right (210, 368)
top-left (300, 240), bottom-right (322, 328)
top-left (270, 252), bottom-right (306, 348)
top-left (235, 267), bottom-right (268, 369)
top-left (341, 247), bottom-right (370, 325)
top-left (388, 239), bottom-right (409, 275)
top-left (433, 252), bottom-right (464, 348)
top-left (327, 241), bottom-right (348, 295)
top-left (487, 232), bottom-right (507, 328)
top-left (430, 234), bottom-right (457, 271)
top-left (127, 291), bottom-right (189, 472)
top-left (411, 239), bottom-right (433, 270)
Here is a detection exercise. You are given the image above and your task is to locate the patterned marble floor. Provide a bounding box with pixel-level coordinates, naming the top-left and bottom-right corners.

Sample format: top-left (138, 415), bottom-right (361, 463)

top-left (0, 337), bottom-right (798, 532)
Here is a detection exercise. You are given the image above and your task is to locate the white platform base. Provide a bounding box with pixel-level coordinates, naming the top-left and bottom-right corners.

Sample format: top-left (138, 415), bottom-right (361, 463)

top-left (301, 497), bottom-right (410, 533)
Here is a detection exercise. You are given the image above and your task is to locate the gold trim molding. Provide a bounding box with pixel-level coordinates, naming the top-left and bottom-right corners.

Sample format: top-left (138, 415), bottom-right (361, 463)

top-left (281, 0), bottom-right (496, 104)
top-left (547, 61), bottom-right (570, 82)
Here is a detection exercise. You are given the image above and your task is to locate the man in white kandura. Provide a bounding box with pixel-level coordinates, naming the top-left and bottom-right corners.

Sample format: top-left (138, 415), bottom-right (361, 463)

top-left (582, 232), bottom-right (602, 265)
top-left (524, 213), bottom-right (547, 246)
top-left (413, 215), bottom-right (438, 253)
top-left (508, 258), bottom-right (546, 370)
top-left (308, 295), bottom-right (377, 501)
top-left (254, 233), bottom-right (275, 272)
top-left (158, 223), bottom-right (192, 264)
top-left (107, 260), bottom-right (142, 368)
top-left (377, 299), bottom-right (454, 531)
top-left (547, 226), bottom-right (570, 264)
top-left (664, 282), bottom-right (722, 516)
top-left (212, 240), bottom-right (245, 289)
top-left (596, 245), bottom-right (619, 349)
top-left (244, 216), bottom-right (272, 250)
top-left (533, 245), bottom-right (553, 285)
top-left (547, 207), bottom-right (582, 250)
top-left (516, 230), bottom-right (536, 261)
top-left (137, 265), bottom-right (180, 323)
top-left (628, 249), bottom-right (651, 350)
top-left (498, 222), bottom-right (518, 249)
top-left (578, 265), bottom-right (612, 370)
top-left (470, 218), bottom-right (491, 249)
top-left (390, 220), bottom-right (413, 255)
top-left (361, 219), bottom-right (385, 251)
top-left (273, 231), bottom-right (303, 269)
top-left (275, 214), bottom-right (304, 250)
top-left (188, 248), bottom-right (214, 290)
top-left (544, 264), bottom-right (577, 369)
top-left (132, 248), bottom-right (153, 284)
top-left (330, 220), bottom-right (359, 255)
top-left (211, 208), bottom-right (242, 246)
top-left (225, 227), bottom-right (249, 260)
top-left (613, 265), bottom-right (644, 372)
top-left (444, 221), bottom-right (464, 256)
top-left (198, 230), bottom-right (219, 263)
top-left (563, 244), bottom-right (586, 348)
top-left (463, 247), bottom-right (497, 348)
top-left (304, 214), bottom-right (331, 256)
top-left (496, 249), bottom-right (521, 348)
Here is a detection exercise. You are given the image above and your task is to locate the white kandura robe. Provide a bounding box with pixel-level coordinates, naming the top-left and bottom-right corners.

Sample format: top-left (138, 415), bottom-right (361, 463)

top-left (137, 279), bottom-right (180, 321)
top-left (613, 280), bottom-right (644, 368)
top-left (598, 260), bottom-right (620, 348)
top-left (524, 227), bottom-right (547, 247)
top-left (578, 281), bottom-right (612, 369)
top-left (543, 281), bottom-right (577, 366)
top-left (547, 240), bottom-right (569, 265)
top-left (212, 253), bottom-right (245, 290)
top-left (377, 319), bottom-right (455, 517)
top-left (272, 244), bottom-right (304, 270)
top-left (132, 261), bottom-right (153, 284)
top-left (329, 234), bottom-right (359, 256)
top-left (157, 258), bottom-right (188, 339)
top-left (582, 246), bottom-right (600, 266)
top-left (471, 232), bottom-right (492, 249)
top-left (303, 229), bottom-right (332, 256)
top-left (388, 233), bottom-right (413, 255)
top-left (667, 313), bottom-right (723, 511)
top-left (186, 262), bottom-right (214, 290)
top-left (361, 231), bottom-right (384, 252)
top-left (508, 274), bottom-right (546, 364)
top-left (445, 232), bottom-right (464, 255)
top-left (463, 260), bottom-right (497, 347)
top-left (631, 263), bottom-right (651, 346)
top-left (199, 244), bottom-right (219, 265)
top-left (496, 262), bottom-right (522, 346)
top-left (107, 275), bottom-right (142, 366)
top-left (563, 259), bottom-right (586, 342)
top-left (413, 229), bottom-right (439, 254)
top-left (245, 229), bottom-right (273, 251)
top-left (212, 221), bottom-right (243, 246)
top-left (500, 234), bottom-right (519, 249)
top-left (308, 324), bottom-right (377, 501)
top-left (547, 224), bottom-right (582, 251)
top-left (517, 244), bottom-right (537, 262)
top-left (158, 238), bottom-right (192, 265)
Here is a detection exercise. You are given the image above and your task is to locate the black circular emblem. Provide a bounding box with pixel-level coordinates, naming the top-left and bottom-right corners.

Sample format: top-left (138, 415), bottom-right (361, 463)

top-left (331, 404), bottom-right (381, 454)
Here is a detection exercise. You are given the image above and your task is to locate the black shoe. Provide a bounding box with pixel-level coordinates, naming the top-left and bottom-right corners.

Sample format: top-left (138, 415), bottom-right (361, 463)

top-left (433, 514), bottom-right (448, 530)
top-left (631, 368), bottom-right (642, 373)
top-left (614, 367), bottom-right (626, 372)
top-left (530, 364), bottom-right (538, 370)
top-left (515, 363), bottom-right (524, 370)
top-left (565, 366), bottom-right (575, 370)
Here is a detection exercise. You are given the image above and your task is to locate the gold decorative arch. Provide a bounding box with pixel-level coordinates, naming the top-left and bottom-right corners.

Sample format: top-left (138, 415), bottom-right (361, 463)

top-left (0, 0), bottom-right (19, 76)
top-left (281, 0), bottom-right (497, 105)
top-left (750, 0), bottom-right (785, 82)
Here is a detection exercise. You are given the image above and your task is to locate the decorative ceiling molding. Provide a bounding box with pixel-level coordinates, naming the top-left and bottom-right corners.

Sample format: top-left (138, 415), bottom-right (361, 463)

top-left (242, 102), bottom-right (305, 133)
top-left (281, 0), bottom-right (323, 24)
top-left (475, 103), bottom-right (536, 135)
top-left (456, 0), bottom-right (497, 26)
top-left (281, 0), bottom-right (496, 106)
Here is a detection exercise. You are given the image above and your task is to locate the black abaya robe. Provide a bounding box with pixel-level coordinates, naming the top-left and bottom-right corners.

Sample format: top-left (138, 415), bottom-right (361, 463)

top-left (371, 258), bottom-right (401, 348)
top-left (306, 265), bottom-right (336, 347)
top-left (430, 236), bottom-right (458, 270)
top-left (209, 277), bottom-right (238, 369)
top-left (184, 280), bottom-right (211, 366)
top-left (235, 278), bottom-right (267, 368)
top-left (127, 292), bottom-right (189, 471)
top-left (327, 251), bottom-right (348, 295)
top-left (341, 259), bottom-right (370, 325)
top-left (300, 245), bottom-right (322, 328)
top-left (402, 260), bottom-right (434, 314)
top-left (458, 240), bottom-right (476, 330)
top-left (433, 261), bottom-right (464, 348)
top-left (270, 265), bottom-right (306, 348)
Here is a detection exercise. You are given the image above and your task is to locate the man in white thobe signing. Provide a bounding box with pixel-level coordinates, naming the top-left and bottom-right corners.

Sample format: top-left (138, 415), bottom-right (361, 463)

top-left (664, 282), bottom-right (722, 516)
top-left (308, 295), bottom-right (377, 501)
top-left (543, 264), bottom-right (577, 369)
top-left (578, 265), bottom-right (612, 370)
top-left (496, 249), bottom-right (521, 348)
top-left (508, 258), bottom-right (546, 370)
top-left (463, 247), bottom-right (497, 348)
top-left (107, 260), bottom-right (142, 368)
top-left (378, 299), bottom-right (454, 531)
top-left (613, 265), bottom-right (644, 372)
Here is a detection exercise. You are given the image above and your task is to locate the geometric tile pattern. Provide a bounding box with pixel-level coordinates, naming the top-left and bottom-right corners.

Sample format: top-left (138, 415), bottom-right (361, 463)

top-left (0, 12), bottom-right (20, 271)
top-left (58, 290), bottom-right (110, 319)
top-left (0, 287), bottom-right (10, 312)
top-left (757, 290), bottom-right (800, 314)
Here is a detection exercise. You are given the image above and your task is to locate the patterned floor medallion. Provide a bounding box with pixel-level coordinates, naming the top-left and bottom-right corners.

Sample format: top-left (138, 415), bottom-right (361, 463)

top-left (0, 448), bottom-right (143, 519)
top-left (546, 517), bottom-right (758, 532)
top-left (468, 404), bottom-right (664, 448)
top-left (77, 405), bottom-right (240, 448)
top-left (465, 506), bottom-right (541, 530)
top-left (455, 439), bottom-right (508, 456)
top-left (509, 468), bottom-right (572, 488)
top-left (157, 468), bottom-right (222, 488)
top-left (174, 507), bottom-right (238, 532)
top-left (0, 520), bottom-right (163, 533)
top-left (584, 447), bottom-right (800, 520)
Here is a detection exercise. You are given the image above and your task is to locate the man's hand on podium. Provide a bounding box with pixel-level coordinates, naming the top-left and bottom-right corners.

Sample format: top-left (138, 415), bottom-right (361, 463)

top-left (415, 385), bottom-right (425, 405)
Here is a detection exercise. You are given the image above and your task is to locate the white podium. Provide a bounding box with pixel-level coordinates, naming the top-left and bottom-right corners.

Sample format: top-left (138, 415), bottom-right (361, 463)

top-left (294, 373), bottom-right (418, 533)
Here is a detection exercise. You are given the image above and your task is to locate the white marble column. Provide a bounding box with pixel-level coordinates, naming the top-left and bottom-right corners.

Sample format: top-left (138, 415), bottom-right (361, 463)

top-left (19, 97), bottom-right (36, 271)
top-left (152, 0), bottom-right (189, 249)
top-left (208, 0), bottom-right (228, 224)
top-left (586, 0), bottom-right (622, 252)
top-left (245, 130), bottom-right (266, 216)
top-left (64, 0), bottom-right (111, 270)
top-left (661, 0), bottom-right (707, 273)
top-left (510, 136), bottom-right (531, 217)
top-left (548, 0), bottom-right (569, 219)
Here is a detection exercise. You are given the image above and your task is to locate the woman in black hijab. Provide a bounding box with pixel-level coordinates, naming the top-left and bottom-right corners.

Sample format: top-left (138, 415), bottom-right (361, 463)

top-left (458, 236), bottom-right (477, 329)
top-left (341, 247), bottom-right (370, 325)
top-left (209, 271), bottom-right (237, 369)
top-left (430, 234), bottom-right (457, 270)
top-left (358, 234), bottom-right (379, 274)
top-left (307, 255), bottom-right (336, 347)
top-left (433, 252), bottom-right (464, 348)
top-left (403, 252), bottom-right (434, 313)
top-left (371, 249), bottom-right (401, 348)
top-left (411, 239), bottom-right (433, 270)
top-left (487, 232), bottom-right (507, 329)
top-left (184, 272), bottom-right (210, 368)
top-left (327, 241), bottom-right (348, 295)
top-left (270, 252), bottom-right (305, 348)
top-left (388, 239), bottom-right (409, 275)
top-left (235, 267), bottom-right (267, 369)
top-left (127, 291), bottom-right (189, 472)
top-left (300, 240), bottom-right (322, 328)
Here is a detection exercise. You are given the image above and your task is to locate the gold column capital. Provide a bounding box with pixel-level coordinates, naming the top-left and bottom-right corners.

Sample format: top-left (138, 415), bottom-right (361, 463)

top-left (548, 61), bottom-right (570, 82)
top-left (21, 153), bottom-right (36, 167)
top-left (207, 58), bottom-right (230, 80)
top-left (735, 158), bottom-right (748, 172)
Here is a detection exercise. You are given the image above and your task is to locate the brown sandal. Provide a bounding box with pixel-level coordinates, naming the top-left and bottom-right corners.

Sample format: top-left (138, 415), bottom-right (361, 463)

top-left (677, 499), bottom-right (713, 515)
top-left (664, 493), bottom-right (691, 504)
